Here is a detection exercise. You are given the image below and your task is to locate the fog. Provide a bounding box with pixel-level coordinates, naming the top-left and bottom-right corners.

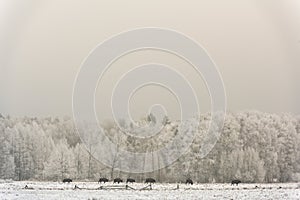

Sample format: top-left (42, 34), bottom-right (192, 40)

top-left (0, 0), bottom-right (300, 121)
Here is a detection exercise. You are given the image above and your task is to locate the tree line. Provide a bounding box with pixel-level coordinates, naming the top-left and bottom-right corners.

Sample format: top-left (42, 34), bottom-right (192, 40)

top-left (0, 111), bottom-right (299, 183)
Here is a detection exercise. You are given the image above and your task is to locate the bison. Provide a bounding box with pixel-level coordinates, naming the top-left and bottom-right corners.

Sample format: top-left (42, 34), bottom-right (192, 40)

top-left (145, 178), bottom-right (156, 184)
top-left (126, 178), bottom-right (135, 183)
top-left (63, 178), bottom-right (72, 183)
top-left (231, 180), bottom-right (241, 186)
top-left (98, 178), bottom-right (109, 183)
top-left (186, 178), bottom-right (193, 185)
top-left (113, 178), bottom-right (123, 184)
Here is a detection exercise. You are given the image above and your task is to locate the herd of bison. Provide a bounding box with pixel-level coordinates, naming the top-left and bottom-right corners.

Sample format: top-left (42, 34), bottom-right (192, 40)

top-left (62, 178), bottom-right (242, 186)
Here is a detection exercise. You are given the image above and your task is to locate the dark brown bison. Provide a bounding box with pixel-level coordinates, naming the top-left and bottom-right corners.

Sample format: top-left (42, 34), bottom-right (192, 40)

top-left (63, 178), bottom-right (72, 183)
top-left (98, 178), bottom-right (109, 183)
top-left (126, 178), bottom-right (135, 183)
top-left (113, 178), bottom-right (123, 184)
top-left (231, 180), bottom-right (241, 186)
top-left (145, 178), bottom-right (156, 184)
top-left (186, 178), bottom-right (193, 185)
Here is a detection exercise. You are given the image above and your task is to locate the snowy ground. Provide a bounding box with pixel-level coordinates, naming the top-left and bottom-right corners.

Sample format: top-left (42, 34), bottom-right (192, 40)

top-left (0, 181), bottom-right (299, 200)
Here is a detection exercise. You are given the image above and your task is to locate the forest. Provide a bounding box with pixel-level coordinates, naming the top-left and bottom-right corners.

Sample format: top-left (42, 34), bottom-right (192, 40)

top-left (0, 111), bottom-right (299, 183)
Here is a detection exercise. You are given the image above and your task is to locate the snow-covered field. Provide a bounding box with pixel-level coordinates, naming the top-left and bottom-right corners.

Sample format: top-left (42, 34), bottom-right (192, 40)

top-left (0, 181), bottom-right (299, 200)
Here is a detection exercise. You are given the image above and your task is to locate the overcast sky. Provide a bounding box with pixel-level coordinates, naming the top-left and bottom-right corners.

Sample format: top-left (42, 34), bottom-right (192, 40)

top-left (0, 0), bottom-right (300, 121)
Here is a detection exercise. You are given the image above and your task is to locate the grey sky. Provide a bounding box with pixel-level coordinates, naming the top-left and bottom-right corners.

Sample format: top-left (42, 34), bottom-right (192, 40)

top-left (0, 0), bottom-right (300, 121)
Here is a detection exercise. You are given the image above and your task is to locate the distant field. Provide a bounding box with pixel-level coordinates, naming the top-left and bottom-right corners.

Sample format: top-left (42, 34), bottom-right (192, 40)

top-left (0, 181), bottom-right (299, 200)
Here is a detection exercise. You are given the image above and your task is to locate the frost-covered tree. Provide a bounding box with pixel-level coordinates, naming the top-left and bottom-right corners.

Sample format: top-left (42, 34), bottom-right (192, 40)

top-left (0, 111), bottom-right (299, 182)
